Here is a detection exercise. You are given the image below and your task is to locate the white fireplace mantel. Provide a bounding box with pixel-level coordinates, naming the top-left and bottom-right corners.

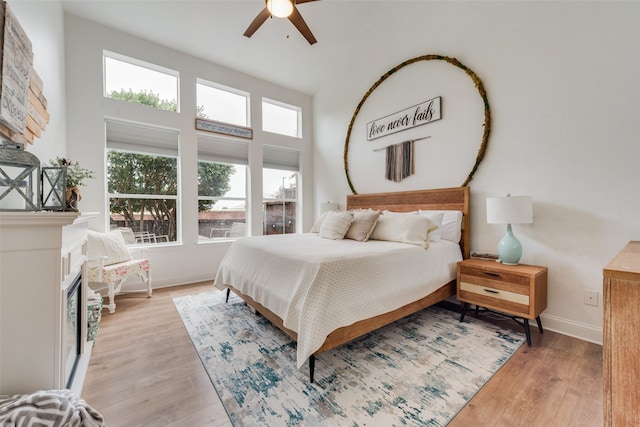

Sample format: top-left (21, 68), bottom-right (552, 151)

top-left (0, 211), bottom-right (96, 395)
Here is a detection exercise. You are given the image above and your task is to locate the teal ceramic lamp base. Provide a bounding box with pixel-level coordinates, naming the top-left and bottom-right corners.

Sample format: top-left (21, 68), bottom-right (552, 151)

top-left (497, 224), bottom-right (522, 265)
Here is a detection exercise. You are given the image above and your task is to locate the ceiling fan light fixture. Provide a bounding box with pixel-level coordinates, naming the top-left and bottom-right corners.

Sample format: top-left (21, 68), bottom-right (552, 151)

top-left (266, 0), bottom-right (294, 18)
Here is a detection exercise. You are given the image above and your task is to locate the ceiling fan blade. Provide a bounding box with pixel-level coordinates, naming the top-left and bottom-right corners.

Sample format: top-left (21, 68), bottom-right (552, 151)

top-left (244, 7), bottom-right (271, 38)
top-left (295, 0), bottom-right (320, 4)
top-left (288, 6), bottom-right (317, 45)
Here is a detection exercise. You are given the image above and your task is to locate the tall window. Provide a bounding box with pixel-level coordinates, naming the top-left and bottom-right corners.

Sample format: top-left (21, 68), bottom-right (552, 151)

top-left (198, 136), bottom-right (248, 240)
top-left (262, 98), bottom-right (301, 138)
top-left (106, 119), bottom-right (179, 244)
top-left (104, 51), bottom-right (179, 112)
top-left (263, 146), bottom-right (300, 235)
top-left (197, 79), bottom-right (249, 126)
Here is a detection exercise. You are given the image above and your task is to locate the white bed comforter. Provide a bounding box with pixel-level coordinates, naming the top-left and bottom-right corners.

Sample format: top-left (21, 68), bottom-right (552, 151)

top-left (214, 233), bottom-right (462, 369)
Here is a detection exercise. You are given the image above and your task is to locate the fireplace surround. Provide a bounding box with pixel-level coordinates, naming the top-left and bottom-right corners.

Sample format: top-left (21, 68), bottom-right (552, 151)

top-left (0, 212), bottom-right (94, 395)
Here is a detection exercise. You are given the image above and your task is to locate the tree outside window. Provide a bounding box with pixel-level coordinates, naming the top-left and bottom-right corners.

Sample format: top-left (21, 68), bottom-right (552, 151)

top-left (108, 150), bottom-right (178, 242)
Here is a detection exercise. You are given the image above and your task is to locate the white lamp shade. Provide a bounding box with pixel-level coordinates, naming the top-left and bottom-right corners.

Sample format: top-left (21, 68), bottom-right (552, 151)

top-left (320, 202), bottom-right (339, 213)
top-left (486, 196), bottom-right (533, 224)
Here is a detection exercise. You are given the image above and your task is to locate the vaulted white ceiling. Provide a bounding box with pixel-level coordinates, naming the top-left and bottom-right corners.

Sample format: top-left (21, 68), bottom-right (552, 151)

top-left (61, 0), bottom-right (403, 95)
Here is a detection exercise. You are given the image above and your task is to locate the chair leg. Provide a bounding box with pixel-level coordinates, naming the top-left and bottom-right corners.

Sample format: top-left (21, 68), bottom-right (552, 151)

top-left (106, 278), bottom-right (126, 313)
top-left (148, 270), bottom-right (152, 297)
top-left (107, 282), bottom-right (116, 314)
top-left (139, 271), bottom-right (152, 298)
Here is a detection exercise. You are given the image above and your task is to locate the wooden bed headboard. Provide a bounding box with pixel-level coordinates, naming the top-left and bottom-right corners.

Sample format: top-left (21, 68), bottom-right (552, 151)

top-left (346, 187), bottom-right (471, 259)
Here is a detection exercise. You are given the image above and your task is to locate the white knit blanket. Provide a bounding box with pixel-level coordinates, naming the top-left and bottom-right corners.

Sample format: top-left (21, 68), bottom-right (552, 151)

top-left (214, 234), bottom-right (462, 368)
top-left (0, 389), bottom-right (105, 426)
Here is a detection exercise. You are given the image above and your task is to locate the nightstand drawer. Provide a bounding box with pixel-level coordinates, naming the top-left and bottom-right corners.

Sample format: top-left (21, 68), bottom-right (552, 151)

top-left (459, 265), bottom-right (531, 295)
top-left (459, 281), bottom-right (529, 305)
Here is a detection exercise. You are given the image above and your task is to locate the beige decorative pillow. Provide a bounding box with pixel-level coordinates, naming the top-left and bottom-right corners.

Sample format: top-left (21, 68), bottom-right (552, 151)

top-left (370, 211), bottom-right (438, 248)
top-left (319, 211), bottom-right (354, 240)
top-left (345, 209), bottom-right (380, 242)
top-left (87, 230), bottom-right (132, 268)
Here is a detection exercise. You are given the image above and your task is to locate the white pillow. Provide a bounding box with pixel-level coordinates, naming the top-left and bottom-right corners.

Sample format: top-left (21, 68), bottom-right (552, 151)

top-left (419, 212), bottom-right (444, 241)
top-left (310, 211), bottom-right (329, 233)
top-left (418, 210), bottom-right (463, 243)
top-left (319, 211), bottom-right (353, 240)
top-left (369, 211), bottom-right (437, 248)
top-left (86, 230), bottom-right (132, 268)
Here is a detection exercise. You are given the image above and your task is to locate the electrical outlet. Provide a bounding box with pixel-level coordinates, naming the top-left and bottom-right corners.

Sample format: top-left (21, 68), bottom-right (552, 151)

top-left (584, 290), bottom-right (598, 306)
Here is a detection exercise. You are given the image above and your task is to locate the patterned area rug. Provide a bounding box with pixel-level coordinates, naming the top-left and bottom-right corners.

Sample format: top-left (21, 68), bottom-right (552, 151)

top-left (174, 291), bottom-right (524, 426)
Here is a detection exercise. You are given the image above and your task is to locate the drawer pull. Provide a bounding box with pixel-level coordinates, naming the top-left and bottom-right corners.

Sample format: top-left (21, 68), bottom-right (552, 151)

top-left (483, 288), bottom-right (499, 294)
top-left (484, 272), bottom-right (501, 277)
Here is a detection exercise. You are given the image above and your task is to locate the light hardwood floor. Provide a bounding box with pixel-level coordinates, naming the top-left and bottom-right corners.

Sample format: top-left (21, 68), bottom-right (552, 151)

top-left (83, 282), bottom-right (603, 426)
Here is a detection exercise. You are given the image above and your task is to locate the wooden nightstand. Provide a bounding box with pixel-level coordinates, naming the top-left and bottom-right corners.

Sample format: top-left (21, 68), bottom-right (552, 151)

top-left (457, 258), bottom-right (548, 346)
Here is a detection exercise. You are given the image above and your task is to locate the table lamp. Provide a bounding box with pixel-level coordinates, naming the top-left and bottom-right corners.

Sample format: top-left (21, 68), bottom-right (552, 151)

top-left (320, 202), bottom-right (339, 213)
top-left (486, 194), bottom-right (533, 265)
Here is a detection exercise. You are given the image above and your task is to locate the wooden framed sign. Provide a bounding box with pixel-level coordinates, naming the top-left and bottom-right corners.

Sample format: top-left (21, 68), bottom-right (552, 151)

top-left (366, 96), bottom-right (441, 141)
top-left (195, 118), bottom-right (253, 140)
top-left (0, 3), bottom-right (33, 134)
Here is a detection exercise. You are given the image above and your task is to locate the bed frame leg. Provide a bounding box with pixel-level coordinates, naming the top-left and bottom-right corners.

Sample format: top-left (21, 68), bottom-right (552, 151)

top-left (309, 355), bottom-right (315, 383)
top-left (225, 288), bottom-right (230, 303)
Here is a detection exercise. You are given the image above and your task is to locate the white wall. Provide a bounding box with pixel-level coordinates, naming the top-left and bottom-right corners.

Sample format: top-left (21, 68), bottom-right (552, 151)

top-left (64, 14), bottom-right (313, 289)
top-left (8, 1), bottom-right (66, 161)
top-left (313, 1), bottom-right (640, 344)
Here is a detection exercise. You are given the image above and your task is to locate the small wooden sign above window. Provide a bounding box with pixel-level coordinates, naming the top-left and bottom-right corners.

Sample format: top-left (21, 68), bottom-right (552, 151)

top-left (195, 118), bottom-right (253, 140)
top-left (366, 96), bottom-right (441, 141)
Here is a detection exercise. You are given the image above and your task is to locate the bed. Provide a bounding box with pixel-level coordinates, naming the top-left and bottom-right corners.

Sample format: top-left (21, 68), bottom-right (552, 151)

top-left (214, 187), bottom-right (470, 382)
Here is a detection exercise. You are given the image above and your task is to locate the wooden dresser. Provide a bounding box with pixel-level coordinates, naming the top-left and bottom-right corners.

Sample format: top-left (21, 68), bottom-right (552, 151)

top-left (603, 241), bottom-right (640, 427)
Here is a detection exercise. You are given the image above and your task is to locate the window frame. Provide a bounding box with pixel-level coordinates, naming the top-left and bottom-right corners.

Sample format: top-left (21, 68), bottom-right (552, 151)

top-left (103, 50), bottom-right (180, 112)
top-left (197, 160), bottom-right (248, 241)
top-left (196, 78), bottom-right (250, 128)
top-left (105, 119), bottom-right (181, 245)
top-left (196, 133), bottom-right (249, 242)
top-left (262, 166), bottom-right (299, 236)
top-left (262, 97), bottom-right (302, 138)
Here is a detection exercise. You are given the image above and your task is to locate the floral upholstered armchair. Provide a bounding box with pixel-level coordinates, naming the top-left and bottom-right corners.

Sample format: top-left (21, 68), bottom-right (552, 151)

top-left (86, 230), bottom-right (152, 313)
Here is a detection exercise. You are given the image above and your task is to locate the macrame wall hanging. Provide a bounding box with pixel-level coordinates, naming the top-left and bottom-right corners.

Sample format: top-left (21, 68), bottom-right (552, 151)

top-left (377, 136), bottom-right (432, 182)
top-left (385, 139), bottom-right (414, 182)
top-left (343, 54), bottom-right (491, 195)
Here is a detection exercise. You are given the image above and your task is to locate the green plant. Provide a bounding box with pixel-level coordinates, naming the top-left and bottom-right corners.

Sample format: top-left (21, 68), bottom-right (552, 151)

top-left (49, 157), bottom-right (95, 188)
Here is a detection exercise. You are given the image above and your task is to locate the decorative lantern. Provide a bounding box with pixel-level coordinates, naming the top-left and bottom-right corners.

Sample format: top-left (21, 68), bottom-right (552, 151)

top-left (0, 141), bottom-right (40, 211)
top-left (41, 166), bottom-right (66, 210)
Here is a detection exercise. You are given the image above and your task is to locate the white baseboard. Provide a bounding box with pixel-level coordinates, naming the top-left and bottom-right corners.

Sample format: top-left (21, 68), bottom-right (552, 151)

top-left (445, 296), bottom-right (603, 346)
top-left (151, 274), bottom-right (215, 289)
top-left (539, 313), bottom-right (603, 346)
top-left (94, 274), bottom-right (215, 295)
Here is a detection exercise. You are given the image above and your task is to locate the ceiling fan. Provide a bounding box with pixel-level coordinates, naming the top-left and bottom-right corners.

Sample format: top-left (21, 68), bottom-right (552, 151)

top-left (244, 0), bottom-right (320, 45)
